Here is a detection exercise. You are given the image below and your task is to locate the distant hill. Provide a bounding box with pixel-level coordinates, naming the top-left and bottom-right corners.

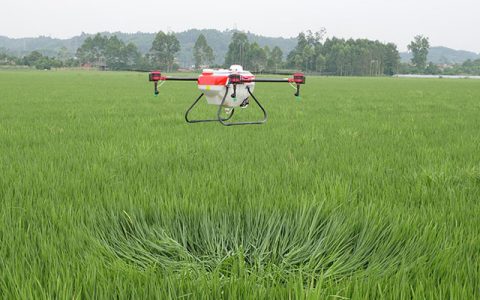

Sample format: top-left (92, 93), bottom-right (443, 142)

top-left (400, 46), bottom-right (480, 64)
top-left (0, 29), bottom-right (297, 67)
top-left (4, 31), bottom-right (478, 67)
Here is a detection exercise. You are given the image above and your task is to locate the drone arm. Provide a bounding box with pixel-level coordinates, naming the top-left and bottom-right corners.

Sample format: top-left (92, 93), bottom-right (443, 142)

top-left (149, 71), bottom-right (306, 97)
top-left (161, 77), bottom-right (198, 81)
top-left (251, 78), bottom-right (290, 83)
top-left (149, 71), bottom-right (198, 95)
top-left (232, 73), bottom-right (306, 97)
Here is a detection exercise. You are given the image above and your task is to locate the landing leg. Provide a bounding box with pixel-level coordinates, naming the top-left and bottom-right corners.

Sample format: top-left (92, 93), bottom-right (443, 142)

top-left (185, 92), bottom-right (235, 123)
top-left (217, 86), bottom-right (268, 126)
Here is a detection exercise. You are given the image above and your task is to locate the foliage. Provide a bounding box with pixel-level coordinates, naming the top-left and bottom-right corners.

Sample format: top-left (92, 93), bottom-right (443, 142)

top-left (408, 35), bottom-right (430, 73)
top-left (193, 34), bottom-right (215, 68)
top-left (150, 31), bottom-right (181, 72)
top-left (399, 46), bottom-right (480, 65)
top-left (441, 58), bottom-right (480, 75)
top-left (247, 42), bottom-right (268, 72)
top-left (1, 71), bottom-right (479, 298)
top-left (266, 46), bottom-right (283, 71)
top-left (22, 51), bottom-right (44, 66)
top-left (425, 62), bottom-right (441, 75)
top-left (76, 34), bottom-right (140, 70)
top-left (177, 29), bottom-right (296, 67)
top-left (287, 30), bottom-right (325, 72)
top-left (224, 32), bottom-right (284, 72)
top-left (383, 43), bottom-right (401, 75)
top-left (286, 31), bottom-right (401, 76)
top-left (224, 32), bottom-right (250, 68)
top-left (0, 30), bottom-right (298, 67)
top-left (0, 50), bottom-right (18, 66)
top-left (21, 51), bottom-right (63, 69)
top-left (6, 31), bottom-right (480, 76)
top-left (3, 30), bottom-right (480, 70)
top-left (0, 49), bottom-right (80, 69)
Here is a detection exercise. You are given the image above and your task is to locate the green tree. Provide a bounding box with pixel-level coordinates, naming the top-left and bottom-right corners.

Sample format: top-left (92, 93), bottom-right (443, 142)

top-left (0, 51), bottom-right (16, 66)
top-left (123, 43), bottom-right (141, 68)
top-left (76, 34), bottom-right (108, 67)
top-left (224, 32), bottom-right (250, 67)
top-left (193, 34), bottom-right (214, 69)
top-left (320, 37), bottom-right (400, 76)
top-left (425, 62), bottom-right (440, 75)
top-left (248, 42), bottom-right (267, 72)
top-left (22, 51), bottom-right (62, 70)
top-left (267, 46), bottom-right (283, 71)
top-left (23, 51), bottom-right (44, 66)
top-left (303, 45), bottom-right (316, 72)
top-left (383, 43), bottom-right (400, 75)
top-left (263, 46), bottom-right (271, 69)
top-left (76, 34), bottom-right (140, 70)
top-left (34, 57), bottom-right (54, 70)
top-left (408, 35), bottom-right (430, 73)
top-left (104, 36), bottom-right (140, 70)
top-left (287, 30), bottom-right (325, 72)
top-left (150, 31), bottom-right (180, 72)
top-left (287, 32), bottom-right (308, 70)
top-left (315, 54), bottom-right (326, 73)
top-left (105, 36), bottom-right (125, 69)
top-left (56, 47), bottom-right (71, 64)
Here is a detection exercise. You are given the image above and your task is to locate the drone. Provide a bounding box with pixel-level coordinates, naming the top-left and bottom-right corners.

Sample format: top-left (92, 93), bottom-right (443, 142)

top-left (149, 65), bottom-right (306, 126)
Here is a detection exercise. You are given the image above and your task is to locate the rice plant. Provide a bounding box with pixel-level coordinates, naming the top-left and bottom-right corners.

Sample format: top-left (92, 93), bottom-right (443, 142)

top-left (0, 70), bottom-right (479, 299)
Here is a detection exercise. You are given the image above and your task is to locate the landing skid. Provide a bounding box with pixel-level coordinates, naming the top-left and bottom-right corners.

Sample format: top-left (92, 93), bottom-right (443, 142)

top-left (185, 86), bottom-right (267, 126)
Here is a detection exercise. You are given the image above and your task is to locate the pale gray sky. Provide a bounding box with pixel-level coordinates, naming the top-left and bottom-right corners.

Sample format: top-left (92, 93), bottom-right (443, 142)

top-left (1, 0), bottom-right (479, 52)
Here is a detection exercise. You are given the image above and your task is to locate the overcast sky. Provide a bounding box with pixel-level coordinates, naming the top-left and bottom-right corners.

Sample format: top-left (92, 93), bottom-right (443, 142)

top-left (1, 0), bottom-right (479, 52)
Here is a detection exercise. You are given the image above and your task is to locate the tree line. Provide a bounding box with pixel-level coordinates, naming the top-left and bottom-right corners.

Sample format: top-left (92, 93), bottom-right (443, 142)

top-left (1, 31), bottom-right (479, 76)
top-left (284, 31), bottom-right (401, 75)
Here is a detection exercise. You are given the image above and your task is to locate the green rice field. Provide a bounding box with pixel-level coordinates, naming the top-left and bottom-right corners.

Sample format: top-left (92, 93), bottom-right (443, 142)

top-left (0, 70), bottom-right (479, 299)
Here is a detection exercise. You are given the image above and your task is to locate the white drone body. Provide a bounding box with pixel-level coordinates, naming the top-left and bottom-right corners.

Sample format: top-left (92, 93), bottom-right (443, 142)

top-left (198, 65), bottom-right (255, 107)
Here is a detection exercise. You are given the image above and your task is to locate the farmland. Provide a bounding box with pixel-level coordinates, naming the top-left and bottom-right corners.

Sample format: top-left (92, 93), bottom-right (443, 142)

top-left (0, 70), bottom-right (479, 299)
